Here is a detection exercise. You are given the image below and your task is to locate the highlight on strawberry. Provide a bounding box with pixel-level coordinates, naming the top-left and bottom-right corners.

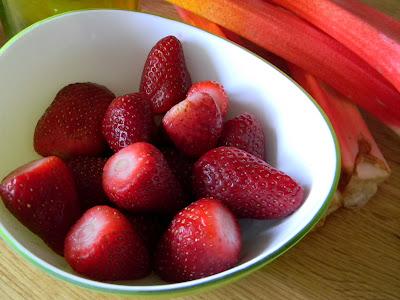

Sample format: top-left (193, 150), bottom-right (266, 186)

top-left (34, 82), bottom-right (115, 158)
top-left (140, 35), bottom-right (192, 114)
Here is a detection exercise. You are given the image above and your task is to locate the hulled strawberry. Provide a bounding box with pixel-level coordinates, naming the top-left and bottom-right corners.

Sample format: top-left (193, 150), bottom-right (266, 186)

top-left (162, 93), bottom-right (223, 157)
top-left (219, 113), bottom-right (265, 159)
top-left (187, 81), bottom-right (229, 118)
top-left (102, 92), bottom-right (155, 152)
top-left (66, 156), bottom-right (108, 209)
top-left (34, 82), bottom-right (114, 158)
top-left (65, 206), bottom-right (150, 281)
top-left (140, 35), bottom-right (192, 113)
top-left (193, 147), bottom-right (304, 219)
top-left (102, 142), bottom-right (184, 214)
top-left (0, 156), bottom-right (81, 255)
top-left (155, 198), bottom-right (241, 282)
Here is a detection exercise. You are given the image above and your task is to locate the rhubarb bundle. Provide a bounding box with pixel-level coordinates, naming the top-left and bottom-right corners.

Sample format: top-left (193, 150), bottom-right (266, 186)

top-left (174, 2), bottom-right (394, 215)
top-left (168, 0), bottom-right (400, 135)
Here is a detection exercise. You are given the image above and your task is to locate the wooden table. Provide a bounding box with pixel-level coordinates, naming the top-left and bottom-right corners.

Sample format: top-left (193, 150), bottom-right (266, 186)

top-left (1, 1), bottom-right (399, 299)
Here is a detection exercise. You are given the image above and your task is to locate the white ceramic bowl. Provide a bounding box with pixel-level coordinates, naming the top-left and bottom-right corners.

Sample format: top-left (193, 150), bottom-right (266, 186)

top-left (0, 10), bottom-right (340, 297)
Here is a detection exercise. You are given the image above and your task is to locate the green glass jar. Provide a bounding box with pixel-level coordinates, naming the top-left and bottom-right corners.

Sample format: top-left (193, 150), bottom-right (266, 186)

top-left (0, 0), bottom-right (138, 38)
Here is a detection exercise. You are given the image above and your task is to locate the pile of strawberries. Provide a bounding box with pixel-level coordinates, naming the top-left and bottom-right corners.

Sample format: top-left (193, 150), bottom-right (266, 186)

top-left (0, 36), bottom-right (304, 283)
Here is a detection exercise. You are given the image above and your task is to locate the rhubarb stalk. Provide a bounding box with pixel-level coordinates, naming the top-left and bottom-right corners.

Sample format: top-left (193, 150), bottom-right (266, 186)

top-left (169, 0), bottom-right (400, 134)
top-left (175, 6), bottom-right (227, 36)
top-left (289, 64), bottom-right (391, 210)
top-left (270, 0), bottom-right (400, 98)
top-left (175, 7), bottom-right (289, 71)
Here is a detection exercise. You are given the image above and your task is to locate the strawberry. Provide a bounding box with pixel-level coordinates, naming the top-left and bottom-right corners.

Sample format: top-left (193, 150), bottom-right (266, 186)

top-left (103, 142), bottom-right (185, 214)
top-left (140, 35), bottom-right (192, 113)
top-left (160, 146), bottom-right (195, 197)
top-left (219, 113), bottom-right (265, 160)
top-left (102, 92), bottom-right (155, 152)
top-left (162, 93), bottom-right (223, 157)
top-left (34, 82), bottom-right (115, 158)
top-left (66, 156), bottom-right (108, 209)
top-left (64, 206), bottom-right (150, 281)
top-left (187, 81), bottom-right (229, 118)
top-left (0, 156), bottom-right (80, 255)
top-left (127, 214), bottom-right (170, 252)
top-left (155, 198), bottom-right (241, 282)
top-left (193, 147), bottom-right (305, 219)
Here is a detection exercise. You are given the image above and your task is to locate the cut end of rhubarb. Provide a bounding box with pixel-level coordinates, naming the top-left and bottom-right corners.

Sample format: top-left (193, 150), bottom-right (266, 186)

top-left (289, 64), bottom-right (391, 215)
top-left (342, 154), bottom-right (390, 209)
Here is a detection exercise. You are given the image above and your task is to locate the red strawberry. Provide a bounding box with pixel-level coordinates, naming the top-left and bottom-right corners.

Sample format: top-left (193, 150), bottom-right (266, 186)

top-left (155, 198), bottom-right (241, 282)
top-left (103, 142), bottom-right (184, 214)
top-left (65, 205), bottom-right (150, 281)
top-left (160, 147), bottom-right (195, 196)
top-left (127, 214), bottom-right (170, 252)
top-left (193, 147), bottom-right (304, 219)
top-left (102, 92), bottom-right (155, 152)
top-left (66, 156), bottom-right (108, 209)
top-left (0, 156), bottom-right (80, 255)
top-left (219, 113), bottom-right (265, 160)
top-left (187, 81), bottom-right (229, 118)
top-left (34, 82), bottom-right (115, 158)
top-left (140, 35), bottom-right (192, 113)
top-left (162, 93), bottom-right (223, 157)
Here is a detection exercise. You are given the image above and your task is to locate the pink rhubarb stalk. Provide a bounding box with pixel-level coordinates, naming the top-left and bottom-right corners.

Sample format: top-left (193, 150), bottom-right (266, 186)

top-left (176, 7), bottom-right (289, 72)
top-left (270, 0), bottom-right (400, 101)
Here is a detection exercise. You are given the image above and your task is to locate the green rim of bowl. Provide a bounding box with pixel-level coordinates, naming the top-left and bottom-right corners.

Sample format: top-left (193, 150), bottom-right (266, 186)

top-left (0, 10), bottom-right (341, 297)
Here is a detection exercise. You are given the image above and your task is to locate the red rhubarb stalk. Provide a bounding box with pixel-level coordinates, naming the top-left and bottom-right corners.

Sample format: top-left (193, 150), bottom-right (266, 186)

top-left (175, 6), bottom-right (226, 36)
top-left (176, 7), bottom-right (288, 71)
top-left (270, 0), bottom-right (400, 96)
top-left (289, 64), bottom-right (391, 210)
top-left (168, 0), bottom-right (400, 134)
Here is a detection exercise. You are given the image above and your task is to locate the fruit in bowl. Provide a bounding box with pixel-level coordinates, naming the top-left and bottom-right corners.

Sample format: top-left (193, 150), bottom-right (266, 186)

top-left (0, 10), bottom-right (338, 296)
top-left (1, 33), bottom-right (306, 282)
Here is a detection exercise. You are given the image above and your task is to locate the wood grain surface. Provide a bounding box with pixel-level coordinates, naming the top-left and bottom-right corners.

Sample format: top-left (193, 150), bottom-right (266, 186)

top-left (1, 1), bottom-right (399, 299)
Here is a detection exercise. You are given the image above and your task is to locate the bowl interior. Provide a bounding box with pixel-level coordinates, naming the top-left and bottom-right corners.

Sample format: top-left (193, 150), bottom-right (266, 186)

top-left (0, 10), bottom-right (339, 294)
